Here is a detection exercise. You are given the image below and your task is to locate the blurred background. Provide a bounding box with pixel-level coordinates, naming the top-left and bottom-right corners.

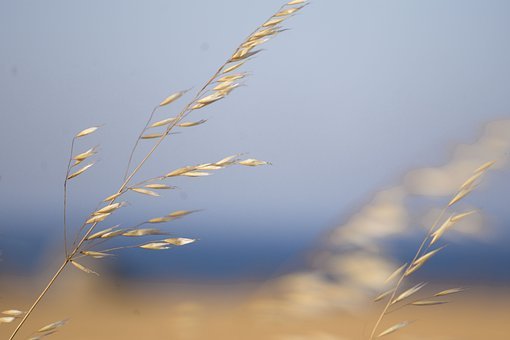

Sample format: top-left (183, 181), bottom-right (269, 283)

top-left (1, 0), bottom-right (510, 339)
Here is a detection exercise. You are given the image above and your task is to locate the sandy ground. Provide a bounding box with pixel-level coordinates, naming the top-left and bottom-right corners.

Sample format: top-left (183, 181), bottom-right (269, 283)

top-left (1, 271), bottom-right (509, 340)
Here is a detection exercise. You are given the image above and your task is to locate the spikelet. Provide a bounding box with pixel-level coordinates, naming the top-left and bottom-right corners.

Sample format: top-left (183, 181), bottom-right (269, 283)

top-left (411, 300), bottom-right (448, 306)
top-left (37, 320), bottom-right (67, 333)
top-left (123, 228), bottom-right (167, 237)
top-left (75, 126), bottom-right (98, 138)
top-left (93, 202), bottom-right (124, 215)
top-left (0, 317), bottom-right (15, 324)
top-left (144, 184), bottom-right (175, 190)
top-left (140, 242), bottom-right (170, 250)
top-left (384, 263), bottom-right (407, 283)
top-left (391, 283), bottom-right (427, 305)
top-left (262, 17), bottom-right (286, 27)
top-left (197, 92), bottom-right (225, 105)
top-left (238, 158), bottom-right (270, 166)
top-left (159, 90), bottom-right (186, 107)
top-left (141, 133), bottom-right (164, 139)
top-left (67, 163), bottom-right (94, 180)
top-left (217, 73), bottom-right (247, 82)
top-left (434, 287), bottom-right (466, 297)
top-left (70, 261), bottom-right (99, 276)
top-left (374, 288), bottom-right (395, 302)
top-left (130, 188), bottom-right (160, 197)
top-left (178, 119), bottom-right (207, 127)
top-left (150, 117), bottom-right (177, 128)
top-left (2, 310), bottom-right (24, 317)
top-left (165, 166), bottom-right (196, 177)
top-left (475, 160), bottom-right (496, 173)
top-left (377, 321), bottom-right (410, 338)
top-left (85, 213), bottom-right (110, 225)
top-left (164, 238), bottom-right (196, 246)
top-left (223, 61), bottom-right (245, 74)
top-left (181, 171), bottom-right (210, 177)
top-left (81, 251), bottom-right (113, 259)
top-left (100, 229), bottom-right (126, 239)
top-left (103, 192), bottom-right (122, 202)
top-left (73, 147), bottom-right (97, 162)
top-left (86, 226), bottom-right (117, 240)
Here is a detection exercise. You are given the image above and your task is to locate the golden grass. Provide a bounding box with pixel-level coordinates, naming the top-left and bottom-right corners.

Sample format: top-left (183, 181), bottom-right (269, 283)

top-left (3, 1), bottom-right (308, 339)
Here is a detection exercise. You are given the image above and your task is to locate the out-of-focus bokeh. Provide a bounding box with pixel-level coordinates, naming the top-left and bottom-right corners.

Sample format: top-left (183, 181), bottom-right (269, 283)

top-left (1, 0), bottom-right (510, 339)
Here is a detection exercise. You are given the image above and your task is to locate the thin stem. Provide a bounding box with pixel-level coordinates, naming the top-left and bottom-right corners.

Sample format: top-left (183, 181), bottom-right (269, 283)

top-left (9, 4), bottom-right (292, 338)
top-left (123, 106), bottom-right (159, 181)
top-left (8, 260), bottom-right (68, 340)
top-left (63, 137), bottom-right (76, 258)
top-left (368, 205), bottom-right (450, 339)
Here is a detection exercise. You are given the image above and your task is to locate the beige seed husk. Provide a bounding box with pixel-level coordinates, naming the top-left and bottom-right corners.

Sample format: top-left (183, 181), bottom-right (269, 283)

top-left (274, 7), bottom-right (300, 17)
top-left (100, 229), bottom-right (125, 239)
top-left (148, 216), bottom-right (173, 223)
top-left (159, 91), bottom-right (185, 107)
top-left (141, 133), bottom-right (164, 139)
top-left (86, 226), bottom-right (116, 240)
top-left (0, 316), bottom-right (15, 323)
top-left (67, 163), bottom-right (94, 180)
top-left (413, 246), bottom-right (446, 267)
top-left (169, 210), bottom-right (193, 218)
top-left (287, 0), bottom-right (306, 4)
top-left (140, 242), bottom-right (170, 250)
top-left (181, 171), bottom-right (210, 177)
top-left (191, 103), bottom-right (206, 110)
top-left (448, 187), bottom-right (473, 207)
top-left (214, 81), bottom-right (235, 91)
top-left (217, 73), bottom-right (246, 82)
top-left (223, 61), bottom-right (245, 74)
top-left (164, 238), bottom-right (196, 246)
top-left (385, 263), bottom-right (407, 283)
top-left (178, 119), bottom-right (207, 127)
top-left (131, 188), bottom-right (160, 197)
top-left (85, 213), bottom-right (110, 225)
top-left (165, 166), bottom-right (196, 177)
top-left (150, 117), bottom-right (177, 128)
top-left (81, 251), bottom-right (113, 259)
top-left (451, 210), bottom-right (476, 223)
top-left (460, 172), bottom-right (484, 190)
top-left (262, 17), bottom-right (286, 27)
top-left (231, 49), bottom-right (262, 61)
top-left (430, 216), bottom-right (455, 245)
top-left (2, 310), bottom-right (24, 317)
top-left (475, 160), bottom-right (496, 173)
top-left (238, 158), bottom-right (269, 166)
top-left (434, 287), bottom-right (466, 297)
top-left (70, 261), bottom-right (99, 276)
top-left (75, 126), bottom-right (98, 138)
top-left (411, 300), bottom-right (448, 306)
top-left (93, 202), bottom-right (124, 215)
top-left (123, 229), bottom-right (167, 237)
top-left (377, 321), bottom-right (410, 338)
top-left (144, 184), bottom-right (174, 190)
top-left (197, 92), bottom-right (225, 105)
top-left (73, 147), bottom-right (97, 162)
top-left (374, 288), bottom-right (395, 302)
top-left (103, 192), bottom-right (122, 202)
top-left (37, 319), bottom-right (67, 333)
top-left (392, 282), bottom-right (427, 305)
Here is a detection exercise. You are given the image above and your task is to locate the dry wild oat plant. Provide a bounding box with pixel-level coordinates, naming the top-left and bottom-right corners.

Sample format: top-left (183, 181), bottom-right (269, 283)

top-left (1, 1), bottom-right (308, 339)
top-left (368, 160), bottom-right (496, 339)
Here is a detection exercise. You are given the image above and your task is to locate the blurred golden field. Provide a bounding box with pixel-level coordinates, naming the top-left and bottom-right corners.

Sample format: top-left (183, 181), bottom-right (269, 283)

top-left (1, 272), bottom-right (509, 339)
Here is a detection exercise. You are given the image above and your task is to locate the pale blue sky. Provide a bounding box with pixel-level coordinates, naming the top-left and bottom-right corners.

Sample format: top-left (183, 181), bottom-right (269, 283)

top-left (1, 1), bottom-right (510, 279)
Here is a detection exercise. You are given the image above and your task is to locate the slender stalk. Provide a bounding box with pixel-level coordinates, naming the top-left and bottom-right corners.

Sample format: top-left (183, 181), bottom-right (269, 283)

top-left (9, 4), bottom-right (299, 338)
top-left (368, 206), bottom-right (448, 340)
top-left (63, 137), bottom-right (76, 258)
top-left (123, 106), bottom-right (159, 181)
top-left (8, 260), bottom-right (68, 340)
